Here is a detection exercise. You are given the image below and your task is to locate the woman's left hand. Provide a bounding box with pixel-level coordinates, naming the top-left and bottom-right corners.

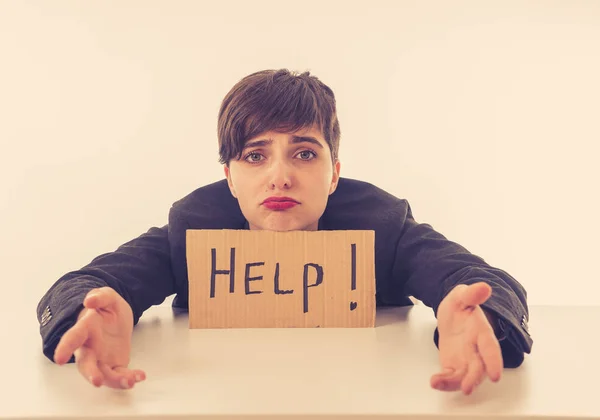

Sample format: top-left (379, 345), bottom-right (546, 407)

top-left (430, 282), bottom-right (503, 395)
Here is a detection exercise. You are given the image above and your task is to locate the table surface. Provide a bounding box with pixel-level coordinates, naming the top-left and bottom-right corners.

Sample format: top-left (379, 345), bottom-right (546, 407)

top-left (2, 298), bottom-right (598, 420)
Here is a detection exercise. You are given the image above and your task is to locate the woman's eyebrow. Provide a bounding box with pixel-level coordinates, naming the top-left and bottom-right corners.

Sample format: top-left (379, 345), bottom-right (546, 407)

top-left (243, 139), bottom-right (272, 149)
top-left (290, 136), bottom-right (324, 148)
top-left (243, 136), bottom-right (324, 150)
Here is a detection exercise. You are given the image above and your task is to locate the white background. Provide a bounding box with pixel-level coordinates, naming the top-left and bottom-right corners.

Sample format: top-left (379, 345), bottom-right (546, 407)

top-left (1, 0), bottom-right (599, 311)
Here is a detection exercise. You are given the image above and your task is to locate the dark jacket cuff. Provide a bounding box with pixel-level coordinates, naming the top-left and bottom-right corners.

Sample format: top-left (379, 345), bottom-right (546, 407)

top-left (433, 307), bottom-right (532, 369)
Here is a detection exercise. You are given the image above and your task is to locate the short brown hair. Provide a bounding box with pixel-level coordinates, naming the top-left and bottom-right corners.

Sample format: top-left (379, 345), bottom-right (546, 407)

top-left (217, 69), bottom-right (341, 165)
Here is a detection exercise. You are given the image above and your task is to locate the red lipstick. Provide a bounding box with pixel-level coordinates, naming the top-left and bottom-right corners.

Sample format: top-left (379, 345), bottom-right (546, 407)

top-left (262, 196), bottom-right (299, 210)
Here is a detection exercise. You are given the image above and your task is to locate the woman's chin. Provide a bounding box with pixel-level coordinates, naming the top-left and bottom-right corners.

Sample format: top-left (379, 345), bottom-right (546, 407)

top-left (250, 216), bottom-right (317, 232)
top-left (261, 223), bottom-right (301, 232)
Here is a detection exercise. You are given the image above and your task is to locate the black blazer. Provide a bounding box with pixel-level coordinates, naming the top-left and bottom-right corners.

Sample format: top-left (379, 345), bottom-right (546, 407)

top-left (37, 177), bottom-right (533, 367)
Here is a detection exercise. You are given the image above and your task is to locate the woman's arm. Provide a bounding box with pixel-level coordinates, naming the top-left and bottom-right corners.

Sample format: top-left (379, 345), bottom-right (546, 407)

top-left (37, 225), bottom-right (177, 363)
top-left (390, 201), bottom-right (533, 368)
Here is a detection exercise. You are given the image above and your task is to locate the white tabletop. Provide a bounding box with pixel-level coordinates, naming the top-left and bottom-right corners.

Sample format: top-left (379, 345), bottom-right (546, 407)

top-left (3, 296), bottom-right (599, 420)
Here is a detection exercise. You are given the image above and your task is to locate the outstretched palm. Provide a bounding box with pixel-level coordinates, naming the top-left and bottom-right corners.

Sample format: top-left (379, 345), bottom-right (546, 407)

top-left (430, 282), bottom-right (503, 395)
top-left (54, 287), bottom-right (145, 389)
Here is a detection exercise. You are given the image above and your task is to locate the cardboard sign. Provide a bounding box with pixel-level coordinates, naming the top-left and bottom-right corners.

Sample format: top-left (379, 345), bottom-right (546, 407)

top-left (186, 229), bottom-right (375, 329)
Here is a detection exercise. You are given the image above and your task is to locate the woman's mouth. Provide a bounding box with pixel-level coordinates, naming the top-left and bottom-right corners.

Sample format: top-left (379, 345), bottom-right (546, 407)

top-left (262, 197), bottom-right (299, 211)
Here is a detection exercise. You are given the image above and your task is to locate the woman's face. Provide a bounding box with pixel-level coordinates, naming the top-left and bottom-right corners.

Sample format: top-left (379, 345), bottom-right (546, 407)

top-left (224, 125), bottom-right (341, 231)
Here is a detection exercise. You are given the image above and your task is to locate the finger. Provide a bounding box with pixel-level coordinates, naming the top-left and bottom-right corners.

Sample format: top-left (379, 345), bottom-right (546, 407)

top-left (115, 366), bottom-right (146, 385)
top-left (98, 363), bottom-right (137, 390)
top-left (131, 369), bottom-right (147, 383)
top-left (84, 287), bottom-right (117, 310)
top-left (54, 321), bottom-right (90, 365)
top-left (459, 283), bottom-right (492, 309)
top-left (430, 367), bottom-right (466, 392)
top-left (478, 331), bottom-right (503, 382)
top-left (461, 355), bottom-right (485, 395)
top-left (74, 347), bottom-right (104, 387)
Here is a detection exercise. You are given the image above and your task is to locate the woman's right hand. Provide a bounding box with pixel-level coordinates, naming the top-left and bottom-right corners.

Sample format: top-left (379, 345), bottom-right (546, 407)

top-left (53, 287), bottom-right (146, 389)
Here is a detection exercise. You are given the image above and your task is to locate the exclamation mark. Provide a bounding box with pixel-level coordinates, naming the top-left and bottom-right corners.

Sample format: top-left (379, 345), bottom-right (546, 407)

top-left (349, 243), bottom-right (357, 311)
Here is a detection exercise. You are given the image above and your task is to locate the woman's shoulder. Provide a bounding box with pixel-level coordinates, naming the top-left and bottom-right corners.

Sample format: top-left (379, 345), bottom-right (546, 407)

top-left (323, 177), bottom-right (411, 230)
top-left (168, 179), bottom-right (245, 229)
top-left (332, 177), bottom-right (408, 208)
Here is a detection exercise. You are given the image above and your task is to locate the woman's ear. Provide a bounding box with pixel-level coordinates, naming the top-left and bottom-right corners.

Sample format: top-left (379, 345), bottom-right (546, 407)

top-left (329, 160), bottom-right (341, 195)
top-left (223, 165), bottom-right (237, 198)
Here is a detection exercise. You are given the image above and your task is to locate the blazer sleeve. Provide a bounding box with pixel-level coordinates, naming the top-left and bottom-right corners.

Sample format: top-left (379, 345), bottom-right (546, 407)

top-left (36, 225), bottom-right (176, 363)
top-left (390, 201), bottom-right (533, 368)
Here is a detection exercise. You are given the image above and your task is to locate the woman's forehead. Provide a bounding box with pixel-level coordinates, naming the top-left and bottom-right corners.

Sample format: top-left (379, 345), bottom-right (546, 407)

top-left (245, 128), bottom-right (325, 147)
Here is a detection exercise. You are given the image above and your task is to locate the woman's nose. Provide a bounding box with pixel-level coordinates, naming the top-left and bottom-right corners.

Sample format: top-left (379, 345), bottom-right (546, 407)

top-left (268, 160), bottom-right (293, 189)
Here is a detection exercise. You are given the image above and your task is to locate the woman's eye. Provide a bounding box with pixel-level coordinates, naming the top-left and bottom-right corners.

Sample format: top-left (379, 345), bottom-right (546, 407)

top-left (245, 152), bottom-right (263, 162)
top-left (297, 150), bottom-right (316, 160)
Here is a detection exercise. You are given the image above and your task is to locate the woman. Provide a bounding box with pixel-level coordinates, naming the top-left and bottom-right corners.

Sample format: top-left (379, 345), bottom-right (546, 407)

top-left (37, 69), bottom-right (532, 395)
